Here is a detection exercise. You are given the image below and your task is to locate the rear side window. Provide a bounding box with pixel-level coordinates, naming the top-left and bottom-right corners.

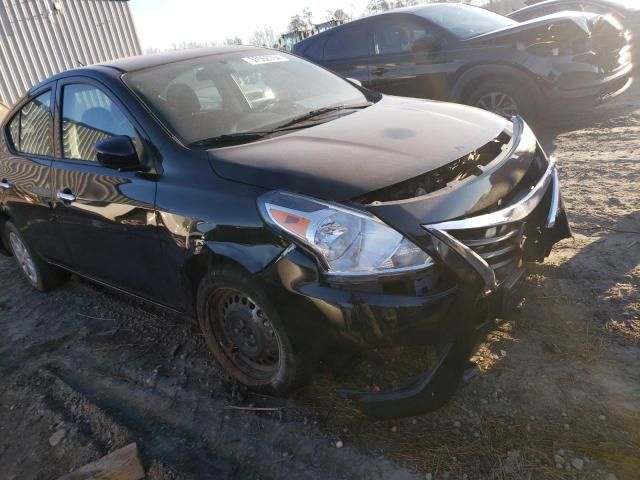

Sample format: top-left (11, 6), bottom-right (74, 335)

top-left (7, 91), bottom-right (53, 156)
top-left (61, 84), bottom-right (137, 161)
top-left (373, 16), bottom-right (435, 55)
top-left (324, 24), bottom-right (369, 60)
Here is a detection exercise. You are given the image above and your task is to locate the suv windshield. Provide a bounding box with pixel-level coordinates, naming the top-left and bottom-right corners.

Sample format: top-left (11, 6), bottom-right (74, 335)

top-left (605, 0), bottom-right (640, 10)
top-left (124, 50), bottom-right (370, 146)
top-left (416, 4), bottom-right (516, 39)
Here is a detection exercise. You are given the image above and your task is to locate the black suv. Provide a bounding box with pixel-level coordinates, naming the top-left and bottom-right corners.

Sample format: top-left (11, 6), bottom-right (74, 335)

top-left (293, 3), bottom-right (632, 122)
top-left (0, 47), bottom-right (570, 418)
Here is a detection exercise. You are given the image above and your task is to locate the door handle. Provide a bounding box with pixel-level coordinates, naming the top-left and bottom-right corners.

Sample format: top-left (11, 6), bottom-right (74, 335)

top-left (0, 179), bottom-right (10, 190)
top-left (373, 67), bottom-right (388, 76)
top-left (57, 191), bottom-right (77, 203)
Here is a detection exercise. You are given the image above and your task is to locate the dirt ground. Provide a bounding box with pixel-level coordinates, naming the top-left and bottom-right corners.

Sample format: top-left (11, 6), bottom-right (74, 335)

top-left (1, 80), bottom-right (638, 480)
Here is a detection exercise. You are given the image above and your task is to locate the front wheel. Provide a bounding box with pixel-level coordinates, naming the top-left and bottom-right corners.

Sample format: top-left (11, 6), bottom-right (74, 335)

top-left (467, 79), bottom-right (538, 124)
top-left (197, 266), bottom-right (310, 395)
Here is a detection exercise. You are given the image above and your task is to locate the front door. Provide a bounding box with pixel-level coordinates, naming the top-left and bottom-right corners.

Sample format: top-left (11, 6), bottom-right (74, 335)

top-left (50, 78), bottom-right (163, 300)
top-left (368, 14), bottom-right (451, 101)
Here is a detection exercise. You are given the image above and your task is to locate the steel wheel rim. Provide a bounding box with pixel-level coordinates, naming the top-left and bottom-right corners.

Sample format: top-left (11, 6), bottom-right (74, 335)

top-left (476, 92), bottom-right (520, 118)
top-left (209, 288), bottom-right (282, 380)
top-left (9, 232), bottom-right (38, 284)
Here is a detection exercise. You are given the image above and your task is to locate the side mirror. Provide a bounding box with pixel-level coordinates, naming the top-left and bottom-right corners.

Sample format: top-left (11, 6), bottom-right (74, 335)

top-left (95, 136), bottom-right (141, 171)
top-left (346, 77), bottom-right (363, 87)
top-left (412, 36), bottom-right (440, 53)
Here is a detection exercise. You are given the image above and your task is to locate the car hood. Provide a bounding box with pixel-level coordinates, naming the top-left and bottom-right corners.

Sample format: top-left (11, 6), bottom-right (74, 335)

top-left (208, 96), bottom-right (509, 201)
top-left (467, 11), bottom-right (596, 44)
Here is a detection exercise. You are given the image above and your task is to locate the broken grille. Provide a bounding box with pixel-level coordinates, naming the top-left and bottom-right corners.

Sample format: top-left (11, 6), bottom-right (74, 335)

top-left (445, 223), bottom-right (524, 283)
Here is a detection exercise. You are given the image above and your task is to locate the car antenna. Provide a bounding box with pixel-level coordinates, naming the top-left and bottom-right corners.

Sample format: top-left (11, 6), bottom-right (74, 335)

top-left (77, 59), bottom-right (85, 67)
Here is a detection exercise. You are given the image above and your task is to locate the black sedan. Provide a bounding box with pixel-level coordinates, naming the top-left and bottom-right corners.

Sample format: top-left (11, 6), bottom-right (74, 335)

top-left (509, 0), bottom-right (640, 59)
top-left (293, 3), bottom-right (632, 122)
top-left (0, 47), bottom-right (571, 418)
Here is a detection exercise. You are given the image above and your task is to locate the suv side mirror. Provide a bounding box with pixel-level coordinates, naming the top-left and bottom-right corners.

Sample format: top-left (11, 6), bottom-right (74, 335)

top-left (412, 36), bottom-right (440, 52)
top-left (95, 136), bottom-right (141, 171)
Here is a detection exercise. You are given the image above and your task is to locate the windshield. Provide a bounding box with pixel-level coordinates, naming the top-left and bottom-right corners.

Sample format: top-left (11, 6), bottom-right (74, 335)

top-left (416, 4), bottom-right (517, 39)
top-left (124, 50), bottom-right (370, 146)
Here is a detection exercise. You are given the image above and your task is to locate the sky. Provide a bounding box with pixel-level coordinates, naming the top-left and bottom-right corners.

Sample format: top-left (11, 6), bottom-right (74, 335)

top-left (129, 0), bottom-right (373, 51)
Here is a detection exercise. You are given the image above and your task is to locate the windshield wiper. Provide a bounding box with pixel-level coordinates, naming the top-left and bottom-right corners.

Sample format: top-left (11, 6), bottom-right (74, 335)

top-left (188, 132), bottom-right (268, 148)
top-left (272, 103), bottom-right (372, 131)
top-left (188, 103), bottom-right (373, 148)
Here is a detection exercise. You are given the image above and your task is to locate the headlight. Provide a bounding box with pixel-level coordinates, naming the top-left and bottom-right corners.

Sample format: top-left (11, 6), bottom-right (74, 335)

top-left (258, 191), bottom-right (434, 276)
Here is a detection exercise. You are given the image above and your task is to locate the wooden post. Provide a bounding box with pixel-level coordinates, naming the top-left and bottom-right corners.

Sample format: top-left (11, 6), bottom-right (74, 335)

top-left (55, 443), bottom-right (145, 480)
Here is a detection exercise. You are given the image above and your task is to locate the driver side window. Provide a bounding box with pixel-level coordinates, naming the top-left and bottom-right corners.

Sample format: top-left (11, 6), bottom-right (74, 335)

top-left (61, 84), bottom-right (137, 161)
top-left (373, 16), bottom-right (435, 56)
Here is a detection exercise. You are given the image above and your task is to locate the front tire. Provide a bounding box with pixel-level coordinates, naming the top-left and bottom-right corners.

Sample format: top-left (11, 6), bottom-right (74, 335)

top-left (467, 79), bottom-right (538, 124)
top-left (4, 222), bottom-right (69, 292)
top-left (197, 265), bottom-right (309, 395)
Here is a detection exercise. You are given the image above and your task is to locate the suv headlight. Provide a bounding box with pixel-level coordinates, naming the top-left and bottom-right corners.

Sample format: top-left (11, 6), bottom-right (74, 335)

top-left (258, 191), bottom-right (434, 276)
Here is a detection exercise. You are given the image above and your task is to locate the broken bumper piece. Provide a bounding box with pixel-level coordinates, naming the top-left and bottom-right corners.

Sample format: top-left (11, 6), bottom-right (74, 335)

top-left (338, 159), bottom-right (571, 419)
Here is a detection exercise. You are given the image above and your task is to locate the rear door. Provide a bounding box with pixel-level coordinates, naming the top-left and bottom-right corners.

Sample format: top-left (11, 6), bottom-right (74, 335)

top-left (368, 14), bottom-right (452, 100)
top-left (50, 77), bottom-right (163, 299)
top-left (0, 88), bottom-right (67, 262)
top-left (322, 22), bottom-right (371, 85)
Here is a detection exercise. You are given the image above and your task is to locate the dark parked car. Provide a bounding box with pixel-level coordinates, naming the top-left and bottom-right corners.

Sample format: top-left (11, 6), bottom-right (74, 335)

top-left (0, 47), bottom-right (571, 418)
top-left (293, 3), bottom-right (633, 122)
top-left (508, 0), bottom-right (640, 59)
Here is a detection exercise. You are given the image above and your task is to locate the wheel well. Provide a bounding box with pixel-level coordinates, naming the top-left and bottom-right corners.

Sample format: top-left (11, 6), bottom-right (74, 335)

top-left (460, 73), bottom-right (506, 103)
top-left (452, 65), bottom-right (544, 106)
top-left (182, 250), bottom-right (248, 318)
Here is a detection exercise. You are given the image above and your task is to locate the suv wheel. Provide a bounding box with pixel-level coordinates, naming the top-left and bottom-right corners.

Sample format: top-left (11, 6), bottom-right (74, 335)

top-left (4, 222), bottom-right (69, 291)
top-left (197, 266), bottom-right (310, 395)
top-left (467, 79), bottom-right (537, 123)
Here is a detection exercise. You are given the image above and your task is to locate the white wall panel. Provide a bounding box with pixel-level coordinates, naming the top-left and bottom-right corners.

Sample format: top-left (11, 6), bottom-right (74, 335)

top-left (0, 0), bottom-right (141, 106)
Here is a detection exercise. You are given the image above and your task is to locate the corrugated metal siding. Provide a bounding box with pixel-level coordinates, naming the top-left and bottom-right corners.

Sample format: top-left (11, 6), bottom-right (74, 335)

top-left (0, 0), bottom-right (141, 106)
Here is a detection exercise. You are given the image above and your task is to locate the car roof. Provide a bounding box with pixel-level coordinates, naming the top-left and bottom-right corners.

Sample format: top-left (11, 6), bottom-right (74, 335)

top-left (95, 45), bottom-right (257, 73)
top-left (27, 46), bottom-right (264, 97)
top-left (295, 3), bottom-right (475, 50)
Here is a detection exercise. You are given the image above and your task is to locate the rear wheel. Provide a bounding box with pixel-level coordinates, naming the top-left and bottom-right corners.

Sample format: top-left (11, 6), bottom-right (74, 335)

top-left (467, 79), bottom-right (538, 123)
top-left (4, 222), bottom-right (69, 291)
top-left (197, 266), bottom-right (310, 395)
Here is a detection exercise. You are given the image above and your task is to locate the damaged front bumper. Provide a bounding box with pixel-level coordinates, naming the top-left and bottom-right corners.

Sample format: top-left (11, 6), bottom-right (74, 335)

top-left (260, 119), bottom-right (571, 419)
top-left (338, 157), bottom-right (571, 419)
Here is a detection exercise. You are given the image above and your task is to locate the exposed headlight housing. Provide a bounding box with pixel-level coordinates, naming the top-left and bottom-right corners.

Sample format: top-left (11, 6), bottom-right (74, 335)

top-left (258, 191), bottom-right (434, 276)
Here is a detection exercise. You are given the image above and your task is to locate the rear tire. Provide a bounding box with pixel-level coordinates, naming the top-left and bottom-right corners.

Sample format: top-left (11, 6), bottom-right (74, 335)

top-left (4, 222), bottom-right (69, 292)
top-left (467, 79), bottom-right (538, 124)
top-left (197, 265), bottom-right (310, 395)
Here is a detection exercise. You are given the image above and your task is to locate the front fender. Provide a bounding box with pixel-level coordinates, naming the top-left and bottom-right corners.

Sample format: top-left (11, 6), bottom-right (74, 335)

top-left (202, 240), bottom-right (285, 275)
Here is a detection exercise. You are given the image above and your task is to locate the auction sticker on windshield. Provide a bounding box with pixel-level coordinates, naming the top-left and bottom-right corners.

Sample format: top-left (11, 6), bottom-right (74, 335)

top-left (242, 55), bottom-right (290, 65)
